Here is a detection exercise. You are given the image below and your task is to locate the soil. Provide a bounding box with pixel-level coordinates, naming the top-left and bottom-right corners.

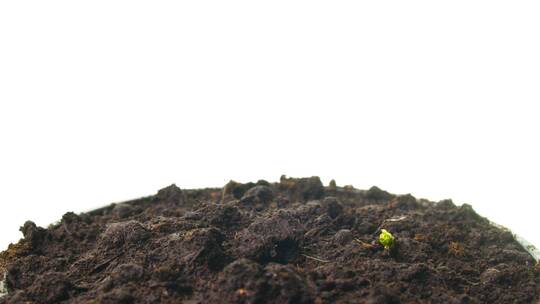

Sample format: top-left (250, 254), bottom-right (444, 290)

top-left (1, 176), bottom-right (539, 304)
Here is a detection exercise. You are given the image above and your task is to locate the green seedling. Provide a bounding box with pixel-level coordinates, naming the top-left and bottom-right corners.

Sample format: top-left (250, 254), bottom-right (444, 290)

top-left (379, 229), bottom-right (395, 250)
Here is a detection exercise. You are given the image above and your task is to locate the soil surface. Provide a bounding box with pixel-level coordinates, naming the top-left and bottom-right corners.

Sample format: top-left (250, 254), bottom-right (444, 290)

top-left (1, 176), bottom-right (539, 303)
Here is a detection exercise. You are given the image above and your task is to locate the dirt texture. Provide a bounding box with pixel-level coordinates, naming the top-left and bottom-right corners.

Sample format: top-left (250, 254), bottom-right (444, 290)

top-left (1, 176), bottom-right (539, 303)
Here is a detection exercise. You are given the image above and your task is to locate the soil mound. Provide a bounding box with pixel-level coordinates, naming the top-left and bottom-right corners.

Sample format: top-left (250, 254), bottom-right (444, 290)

top-left (1, 177), bottom-right (538, 303)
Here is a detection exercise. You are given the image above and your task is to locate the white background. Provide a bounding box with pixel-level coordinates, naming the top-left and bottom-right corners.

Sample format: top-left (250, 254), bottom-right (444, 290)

top-left (1, 1), bottom-right (539, 251)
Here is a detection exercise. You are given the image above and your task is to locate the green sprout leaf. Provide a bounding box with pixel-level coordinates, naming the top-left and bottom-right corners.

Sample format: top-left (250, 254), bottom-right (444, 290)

top-left (379, 229), bottom-right (395, 250)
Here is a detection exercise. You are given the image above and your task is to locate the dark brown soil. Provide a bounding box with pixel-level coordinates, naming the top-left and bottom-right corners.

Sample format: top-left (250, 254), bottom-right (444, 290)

top-left (1, 176), bottom-right (539, 303)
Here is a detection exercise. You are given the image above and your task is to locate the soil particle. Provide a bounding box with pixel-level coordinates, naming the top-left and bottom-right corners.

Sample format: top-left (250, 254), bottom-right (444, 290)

top-left (390, 194), bottom-right (420, 211)
top-left (109, 264), bottom-right (144, 285)
top-left (222, 180), bottom-right (270, 203)
top-left (156, 184), bottom-right (185, 205)
top-left (27, 272), bottom-right (72, 304)
top-left (262, 263), bottom-right (315, 304)
top-left (98, 286), bottom-right (135, 304)
top-left (240, 185), bottom-right (275, 206)
top-left (364, 186), bottom-right (393, 201)
top-left (320, 197), bottom-right (343, 219)
top-left (333, 229), bottom-right (353, 246)
top-left (0, 176), bottom-right (539, 303)
top-left (210, 258), bottom-right (314, 304)
top-left (480, 267), bottom-right (502, 284)
top-left (19, 221), bottom-right (47, 249)
top-left (232, 210), bottom-right (304, 264)
top-left (364, 284), bottom-right (401, 304)
top-left (328, 179), bottom-right (337, 189)
top-left (208, 204), bottom-right (244, 229)
top-left (279, 176), bottom-right (324, 202)
top-left (112, 204), bottom-right (135, 219)
top-left (98, 220), bottom-right (150, 250)
top-left (177, 227), bottom-right (229, 271)
top-left (209, 258), bottom-right (265, 303)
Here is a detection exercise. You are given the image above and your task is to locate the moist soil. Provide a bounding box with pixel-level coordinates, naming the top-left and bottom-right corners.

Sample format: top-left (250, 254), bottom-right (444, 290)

top-left (1, 176), bottom-right (539, 304)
